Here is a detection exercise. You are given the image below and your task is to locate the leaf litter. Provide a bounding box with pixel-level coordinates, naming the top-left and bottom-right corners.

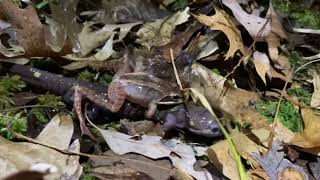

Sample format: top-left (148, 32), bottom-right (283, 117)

top-left (0, 0), bottom-right (320, 179)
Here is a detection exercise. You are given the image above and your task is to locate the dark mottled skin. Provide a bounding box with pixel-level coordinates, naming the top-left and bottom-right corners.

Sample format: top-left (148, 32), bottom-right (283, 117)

top-left (10, 64), bottom-right (221, 137)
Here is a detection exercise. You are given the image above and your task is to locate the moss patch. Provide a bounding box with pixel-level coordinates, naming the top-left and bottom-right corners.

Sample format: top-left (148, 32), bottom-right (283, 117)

top-left (255, 100), bottom-right (302, 132)
top-left (274, 0), bottom-right (320, 28)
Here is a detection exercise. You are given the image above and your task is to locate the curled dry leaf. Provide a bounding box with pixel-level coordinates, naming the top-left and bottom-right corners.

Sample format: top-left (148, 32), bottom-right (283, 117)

top-left (253, 51), bottom-right (271, 85)
top-left (136, 7), bottom-right (190, 49)
top-left (311, 73), bottom-right (320, 109)
top-left (194, 8), bottom-right (246, 59)
top-left (78, 22), bottom-right (141, 56)
top-left (290, 108), bottom-right (320, 148)
top-left (222, 0), bottom-right (271, 39)
top-left (0, 0), bottom-right (72, 58)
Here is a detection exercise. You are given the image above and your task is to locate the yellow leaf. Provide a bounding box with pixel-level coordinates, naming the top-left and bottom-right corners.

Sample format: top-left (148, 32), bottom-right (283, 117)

top-left (290, 108), bottom-right (320, 148)
top-left (207, 141), bottom-right (240, 180)
top-left (194, 8), bottom-right (246, 59)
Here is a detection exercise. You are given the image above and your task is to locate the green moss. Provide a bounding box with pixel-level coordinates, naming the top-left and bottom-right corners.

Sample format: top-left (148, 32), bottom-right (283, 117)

top-left (81, 162), bottom-right (97, 180)
top-left (211, 68), bottom-right (221, 75)
top-left (287, 87), bottom-right (312, 105)
top-left (77, 70), bottom-right (113, 85)
top-left (77, 70), bottom-right (96, 82)
top-left (30, 93), bottom-right (66, 123)
top-left (274, 0), bottom-right (320, 28)
top-left (98, 74), bottom-right (113, 85)
top-left (288, 51), bottom-right (302, 68)
top-left (0, 112), bottom-right (27, 140)
top-left (255, 100), bottom-right (302, 132)
top-left (0, 75), bottom-right (26, 110)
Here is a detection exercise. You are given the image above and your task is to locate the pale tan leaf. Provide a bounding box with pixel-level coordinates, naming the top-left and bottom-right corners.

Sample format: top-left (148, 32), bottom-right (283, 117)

top-left (36, 114), bottom-right (74, 149)
top-left (253, 51), bottom-right (271, 85)
top-left (194, 8), bottom-right (246, 59)
top-left (0, 114), bottom-right (75, 179)
top-left (231, 130), bottom-right (267, 160)
top-left (222, 0), bottom-right (271, 39)
top-left (93, 34), bottom-right (115, 61)
top-left (0, 57), bottom-right (29, 64)
top-left (78, 22), bottom-right (140, 56)
top-left (87, 120), bottom-right (213, 180)
top-left (136, 7), bottom-right (190, 49)
top-left (290, 108), bottom-right (320, 148)
top-left (311, 73), bottom-right (320, 109)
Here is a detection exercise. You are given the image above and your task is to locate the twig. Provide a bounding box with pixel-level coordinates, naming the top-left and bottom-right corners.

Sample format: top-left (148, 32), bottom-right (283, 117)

top-left (295, 59), bottom-right (320, 73)
top-left (292, 27), bottom-right (320, 35)
top-left (1, 104), bottom-right (66, 113)
top-left (170, 48), bottom-right (183, 90)
top-left (268, 69), bottom-right (293, 149)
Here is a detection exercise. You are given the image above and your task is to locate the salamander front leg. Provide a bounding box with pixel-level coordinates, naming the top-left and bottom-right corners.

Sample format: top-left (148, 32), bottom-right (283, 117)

top-left (73, 85), bottom-right (126, 139)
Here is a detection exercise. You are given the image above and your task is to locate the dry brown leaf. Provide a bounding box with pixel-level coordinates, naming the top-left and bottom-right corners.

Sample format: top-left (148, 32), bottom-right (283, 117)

top-left (222, 0), bottom-right (271, 39)
top-left (91, 151), bottom-right (172, 180)
top-left (311, 73), bottom-right (320, 109)
top-left (92, 164), bottom-right (153, 179)
top-left (290, 108), bottom-right (320, 148)
top-left (266, 33), bottom-right (280, 63)
top-left (207, 141), bottom-right (240, 180)
top-left (253, 51), bottom-right (271, 85)
top-left (194, 8), bottom-right (246, 59)
top-left (231, 130), bottom-right (267, 161)
top-left (0, 0), bottom-right (72, 58)
top-left (266, 2), bottom-right (287, 39)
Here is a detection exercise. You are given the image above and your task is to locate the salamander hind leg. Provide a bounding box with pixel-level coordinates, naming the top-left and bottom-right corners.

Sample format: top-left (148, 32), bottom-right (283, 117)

top-left (74, 86), bottom-right (96, 140)
top-left (107, 80), bottom-right (126, 112)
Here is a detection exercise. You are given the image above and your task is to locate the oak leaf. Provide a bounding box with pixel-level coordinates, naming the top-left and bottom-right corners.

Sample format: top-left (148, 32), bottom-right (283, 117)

top-left (194, 8), bottom-right (246, 59)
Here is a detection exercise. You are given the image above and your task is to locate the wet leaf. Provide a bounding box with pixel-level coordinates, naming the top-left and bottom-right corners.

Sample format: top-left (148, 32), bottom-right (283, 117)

top-left (194, 8), bottom-right (246, 59)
